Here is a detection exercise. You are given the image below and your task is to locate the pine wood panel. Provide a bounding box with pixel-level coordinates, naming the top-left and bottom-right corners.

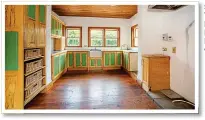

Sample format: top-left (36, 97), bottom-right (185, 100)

top-left (52, 5), bottom-right (138, 19)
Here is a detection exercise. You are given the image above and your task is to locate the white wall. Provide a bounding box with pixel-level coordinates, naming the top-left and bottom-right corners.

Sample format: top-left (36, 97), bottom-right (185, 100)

top-left (60, 16), bottom-right (131, 50)
top-left (131, 5), bottom-right (195, 103)
top-left (46, 5), bottom-right (52, 85)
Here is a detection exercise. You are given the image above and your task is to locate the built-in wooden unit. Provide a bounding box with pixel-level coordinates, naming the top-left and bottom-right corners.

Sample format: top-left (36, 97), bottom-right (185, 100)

top-left (122, 51), bottom-right (138, 71)
top-left (5, 5), bottom-right (47, 109)
top-left (51, 14), bottom-right (65, 38)
top-left (51, 51), bottom-right (67, 81)
top-left (102, 51), bottom-right (122, 70)
top-left (89, 57), bottom-right (102, 70)
top-left (142, 54), bottom-right (170, 91)
top-left (52, 5), bottom-right (138, 19)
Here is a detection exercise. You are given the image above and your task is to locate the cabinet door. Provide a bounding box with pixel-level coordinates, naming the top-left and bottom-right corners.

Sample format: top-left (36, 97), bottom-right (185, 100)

top-left (37, 24), bottom-right (46, 47)
top-left (116, 52), bottom-right (122, 66)
top-left (125, 53), bottom-right (129, 69)
top-left (67, 52), bottom-right (73, 68)
top-left (60, 53), bottom-right (66, 72)
top-left (110, 52), bottom-right (115, 66)
top-left (104, 53), bottom-right (110, 66)
top-left (90, 59), bottom-right (96, 67)
top-left (39, 5), bottom-right (45, 24)
top-left (142, 58), bottom-right (149, 85)
top-left (54, 55), bottom-right (59, 77)
top-left (25, 19), bottom-right (36, 48)
top-left (27, 5), bottom-right (36, 19)
top-left (81, 53), bottom-right (87, 67)
top-left (75, 53), bottom-right (81, 67)
top-left (51, 17), bottom-right (54, 34)
top-left (96, 59), bottom-right (102, 67)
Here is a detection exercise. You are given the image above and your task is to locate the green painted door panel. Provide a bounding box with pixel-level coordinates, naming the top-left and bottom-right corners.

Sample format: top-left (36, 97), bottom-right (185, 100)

top-left (110, 53), bottom-right (115, 66)
top-left (60, 54), bottom-right (65, 72)
top-left (125, 54), bottom-right (128, 69)
top-left (104, 53), bottom-right (110, 66)
top-left (75, 53), bottom-right (81, 67)
top-left (97, 59), bottom-right (102, 66)
top-left (39, 5), bottom-right (45, 23)
top-left (54, 56), bottom-right (59, 76)
top-left (81, 53), bottom-right (87, 67)
top-left (27, 5), bottom-right (36, 19)
top-left (90, 59), bottom-right (95, 66)
top-left (54, 19), bottom-right (56, 35)
top-left (51, 18), bottom-right (54, 34)
top-left (5, 32), bottom-right (18, 70)
top-left (117, 53), bottom-right (122, 65)
top-left (68, 53), bottom-right (73, 67)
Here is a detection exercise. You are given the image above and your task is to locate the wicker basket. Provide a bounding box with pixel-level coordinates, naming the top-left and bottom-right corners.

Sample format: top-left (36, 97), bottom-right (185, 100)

top-left (25, 59), bottom-right (43, 74)
top-left (25, 49), bottom-right (41, 60)
top-left (25, 80), bottom-right (43, 99)
top-left (25, 70), bottom-right (42, 88)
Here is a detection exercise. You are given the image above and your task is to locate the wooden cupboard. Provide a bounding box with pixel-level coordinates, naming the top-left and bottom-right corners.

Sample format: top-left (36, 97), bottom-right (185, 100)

top-left (89, 57), bottom-right (102, 69)
top-left (142, 55), bottom-right (170, 91)
top-left (51, 13), bottom-right (65, 38)
top-left (103, 51), bottom-right (122, 70)
top-left (5, 5), bottom-right (47, 109)
top-left (74, 52), bottom-right (88, 68)
top-left (51, 52), bottom-right (67, 80)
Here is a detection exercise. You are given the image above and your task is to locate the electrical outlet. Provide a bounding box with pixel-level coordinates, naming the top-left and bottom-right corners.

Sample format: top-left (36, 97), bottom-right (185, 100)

top-left (172, 47), bottom-right (176, 53)
top-left (162, 47), bottom-right (167, 51)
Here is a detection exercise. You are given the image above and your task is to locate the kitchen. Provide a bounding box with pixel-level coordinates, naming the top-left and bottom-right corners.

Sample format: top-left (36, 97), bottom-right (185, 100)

top-left (5, 4), bottom-right (195, 110)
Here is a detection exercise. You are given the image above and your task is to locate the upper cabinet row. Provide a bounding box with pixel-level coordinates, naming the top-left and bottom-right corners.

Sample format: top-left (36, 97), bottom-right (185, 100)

top-left (25, 5), bottom-right (46, 48)
top-left (51, 14), bottom-right (65, 38)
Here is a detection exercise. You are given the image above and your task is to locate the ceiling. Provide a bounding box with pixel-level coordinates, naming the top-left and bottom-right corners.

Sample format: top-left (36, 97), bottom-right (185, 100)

top-left (52, 5), bottom-right (138, 19)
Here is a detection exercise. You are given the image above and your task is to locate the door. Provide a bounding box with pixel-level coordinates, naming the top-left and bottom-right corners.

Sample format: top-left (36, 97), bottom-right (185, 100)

top-left (67, 52), bottom-right (74, 68)
top-left (81, 53), bottom-right (87, 67)
top-left (116, 52), bottom-right (122, 66)
top-left (110, 52), bottom-right (115, 66)
top-left (96, 59), bottom-right (102, 67)
top-left (59, 53), bottom-right (66, 72)
top-left (25, 18), bottom-right (36, 48)
top-left (104, 52), bottom-right (110, 66)
top-left (90, 59), bottom-right (96, 67)
top-left (27, 5), bottom-right (36, 19)
top-left (75, 52), bottom-right (81, 67)
top-left (142, 58), bottom-right (149, 86)
top-left (53, 55), bottom-right (59, 77)
top-left (37, 24), bottom-right (46, 47)
top-left (39, 5), bottom-right (45, 24)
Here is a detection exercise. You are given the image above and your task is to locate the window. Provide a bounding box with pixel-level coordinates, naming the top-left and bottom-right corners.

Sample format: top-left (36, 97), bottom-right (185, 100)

top-left (88, 27), bottom-right (120, 47)
top-left (66, 26), bottom-right (82, 47)
top-left (131, 25), bottom-right (138, 47)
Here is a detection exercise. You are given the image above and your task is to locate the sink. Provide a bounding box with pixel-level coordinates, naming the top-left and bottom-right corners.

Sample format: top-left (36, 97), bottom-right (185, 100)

top-left (90, 49), bottom-right (102, 57)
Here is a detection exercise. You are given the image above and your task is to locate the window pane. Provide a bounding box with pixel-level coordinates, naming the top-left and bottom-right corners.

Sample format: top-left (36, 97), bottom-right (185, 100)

top-left (134, 28), bottom-right (138, 37)
top-left (91, 38), bottom-right (103, 46)
top-left (67, 29), bottom-right (80, 38)
top-left (134, 38), bottom-right (138, 46)
top-left (90, 29), bottom-right (103, 46)
top-left (91, 29), bottom-right (103, 38)
top-left (105, 30), bottom-right (117, 39)
top-left (67, 38), bottom-right (80, 46)
top-left (106, 39), bottom-right (117, 46)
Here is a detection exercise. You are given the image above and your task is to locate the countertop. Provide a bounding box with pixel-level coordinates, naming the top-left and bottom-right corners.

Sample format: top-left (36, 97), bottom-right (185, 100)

top-left (52, 49), bottom-right (138, 56)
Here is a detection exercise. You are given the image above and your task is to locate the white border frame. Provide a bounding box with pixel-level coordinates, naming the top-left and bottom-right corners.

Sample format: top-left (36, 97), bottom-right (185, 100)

top-left (1, 1), bottom-right (199, 114)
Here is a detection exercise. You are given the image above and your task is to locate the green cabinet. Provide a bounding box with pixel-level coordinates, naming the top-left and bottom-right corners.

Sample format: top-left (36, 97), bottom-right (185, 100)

top-left (123, 52), bottom-right (129, 70)
top-left (39, 5), bottom-right (45, 23)
top-left (67, 52), bottom-right (74, 68)
top-left (51, 15), bottom-right (64, 37)
top-left (27, 5), bottom-right (36, 19)
top-left (74, 52), bottom-right (88, 67)
top-left (89, 58), bottom-right (102, 67)
top-left (54, 55), bottom-right (59, 76)
top-left (5, 31), bottom-right (18, 70)
top-left (60, 53), bottom-right (66, 71)
top-left (103, 52), bottom-right (122, 68)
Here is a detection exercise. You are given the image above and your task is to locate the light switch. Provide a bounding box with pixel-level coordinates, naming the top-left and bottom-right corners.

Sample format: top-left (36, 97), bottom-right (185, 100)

top-left (172, 47), bottom-right (176, 53)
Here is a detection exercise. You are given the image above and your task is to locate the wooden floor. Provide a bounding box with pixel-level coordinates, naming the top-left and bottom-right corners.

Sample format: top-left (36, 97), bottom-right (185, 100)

top-left (25, 70), bottom-right (158, 109)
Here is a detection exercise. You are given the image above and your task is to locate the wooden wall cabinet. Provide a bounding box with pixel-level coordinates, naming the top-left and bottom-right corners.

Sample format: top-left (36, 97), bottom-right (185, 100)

top-left (142, 55), bottom-right (170, 91)
top-left (51, 14), bottom-right (65, 38)
top-left (25, 5), bottom-right (46, 48)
